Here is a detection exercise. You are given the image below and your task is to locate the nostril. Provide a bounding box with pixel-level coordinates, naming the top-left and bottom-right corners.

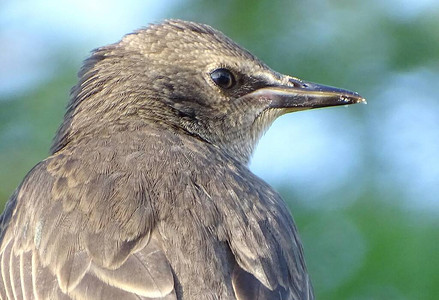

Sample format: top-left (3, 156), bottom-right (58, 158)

top-left (288, 77), bottom-right (305, 88)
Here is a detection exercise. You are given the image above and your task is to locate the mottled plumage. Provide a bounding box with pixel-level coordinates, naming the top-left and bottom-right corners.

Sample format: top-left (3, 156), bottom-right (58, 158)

top-left (0, 20), bottom-right (364, 299)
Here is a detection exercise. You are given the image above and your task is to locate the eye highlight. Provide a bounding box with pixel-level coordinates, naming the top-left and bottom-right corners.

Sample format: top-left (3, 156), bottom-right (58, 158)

top-left (210, 68), bottom-right (236, 89)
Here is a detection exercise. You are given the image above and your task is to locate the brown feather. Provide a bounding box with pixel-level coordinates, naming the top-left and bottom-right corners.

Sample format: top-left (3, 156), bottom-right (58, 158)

top-left (0, 20), bottom-right (318, 299)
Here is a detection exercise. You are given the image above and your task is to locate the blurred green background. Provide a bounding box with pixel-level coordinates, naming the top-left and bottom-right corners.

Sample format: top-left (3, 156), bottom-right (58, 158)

top-left (1, 0), bottom-right (438, 299)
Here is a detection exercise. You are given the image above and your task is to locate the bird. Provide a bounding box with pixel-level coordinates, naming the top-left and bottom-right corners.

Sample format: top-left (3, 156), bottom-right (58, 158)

top-left (0, 19), bottom-right (365, 300)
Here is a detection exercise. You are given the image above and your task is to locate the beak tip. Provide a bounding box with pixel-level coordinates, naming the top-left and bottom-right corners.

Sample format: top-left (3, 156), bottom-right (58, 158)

top-left (356, 97), bottom-right (367, 105)
top-left (339, 94), bottom-right (366, 106)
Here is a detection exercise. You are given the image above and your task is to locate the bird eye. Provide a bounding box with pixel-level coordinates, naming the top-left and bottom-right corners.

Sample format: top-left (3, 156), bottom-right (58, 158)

top-left (210, 68), bottom-right (236, 89)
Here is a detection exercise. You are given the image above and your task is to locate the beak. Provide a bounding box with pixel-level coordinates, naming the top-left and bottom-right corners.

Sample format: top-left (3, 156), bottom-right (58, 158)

top-left (246, 78), bottom-right (366, 112)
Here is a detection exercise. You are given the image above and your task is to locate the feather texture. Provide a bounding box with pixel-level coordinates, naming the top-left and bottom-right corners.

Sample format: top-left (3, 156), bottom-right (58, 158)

top-left (0, 20), bottom-right (316, 299)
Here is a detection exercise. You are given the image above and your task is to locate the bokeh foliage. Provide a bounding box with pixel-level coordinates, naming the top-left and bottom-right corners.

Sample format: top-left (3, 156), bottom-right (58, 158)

top-left (1, 0), bottom-right (438, 299)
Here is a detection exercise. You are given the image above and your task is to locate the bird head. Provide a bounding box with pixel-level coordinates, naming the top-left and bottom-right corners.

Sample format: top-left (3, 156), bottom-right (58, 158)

top-left (52, 20), bottom-right (365, 164)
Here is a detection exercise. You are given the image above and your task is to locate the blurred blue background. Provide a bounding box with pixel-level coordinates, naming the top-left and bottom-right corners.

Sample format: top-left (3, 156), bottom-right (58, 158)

top-left (1, 0), bottom-right (438, 299)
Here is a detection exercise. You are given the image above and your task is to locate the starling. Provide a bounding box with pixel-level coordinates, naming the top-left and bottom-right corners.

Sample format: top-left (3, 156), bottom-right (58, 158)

top-left (0, 20), bottom-right (365, 299)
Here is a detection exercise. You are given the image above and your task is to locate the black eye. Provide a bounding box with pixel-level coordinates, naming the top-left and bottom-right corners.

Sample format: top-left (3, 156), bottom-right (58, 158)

top-left (210, 68), bottom-right (236, 89)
